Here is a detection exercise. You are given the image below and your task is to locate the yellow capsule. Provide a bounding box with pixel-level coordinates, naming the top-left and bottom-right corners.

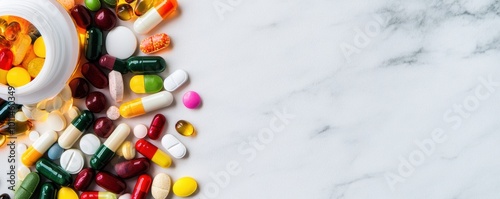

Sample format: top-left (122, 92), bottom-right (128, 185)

top-left (27, 57), bottom-right (44, 78)
top-left (33, 37), bottom-right (46, 58)
top-left (175, 120), bottom-right (196, 136)
top-left (57, 187), bottom-right (79, 199)
top-left (7, 67), bottom-right (31, 87)
top-left (21, 45), bottom-right (37, 69)
top-left (11, 34), bottom-right (32, 65)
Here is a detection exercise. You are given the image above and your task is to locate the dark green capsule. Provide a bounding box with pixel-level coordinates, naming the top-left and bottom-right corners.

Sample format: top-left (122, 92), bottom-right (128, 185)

top-left (39, 182), bottom-right (57, 199)
top-left (15, 172), bottom-right (39, 199)
top-left (85, 27), bottom-right (103, 61)
top-left (71, 110), bottom-right (94, 132)
top-left (35, 158), bottom-right (72, 186)
top-left (102, 0), bottom-right (117, 7)
top-left (127, 56), bottom-right (166, 74)
top-left (90, 145), bottom-right (115, 170)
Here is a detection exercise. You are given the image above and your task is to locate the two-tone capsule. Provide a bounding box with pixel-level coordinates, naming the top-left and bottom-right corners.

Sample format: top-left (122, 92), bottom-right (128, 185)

top-left (36, 158), bottom-right (73, 186)
top-left (134, 0), bottom-right (178, 34)
top-left (58, 110), bottom-right (94, 149)
top-left (99, 54), bottom-right (129, 74)
top-left (90, 123), bottom-right (131, 170)
top-left (135, 139), bottom-right (171, 167)
top-left (80, 191), bottom-right (117, 199)
top-left (130, 75), bottom-right (163, 94)
top-left (119, 91), bottom-right (173, 118)
top-left (99, 55), bottom-right (166, 74)
top-left (21, 130), bottom-right (58, 166)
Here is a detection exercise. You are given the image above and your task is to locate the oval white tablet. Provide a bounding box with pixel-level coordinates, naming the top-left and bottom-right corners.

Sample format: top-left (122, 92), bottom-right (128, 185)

top-left (106, 26), bottom-right (137, 59)
top-left (47, 111), bottom-right (67, 131)
top-left (60, 149), bottom-right (84, 174)
top-left (163, 70), bottom-right (188, 92)
top-left (29, 131), bottom-right (40, 142)
top-left (109, 71), bottom-right (124, 103)
top-left (17, 166), bottom-right (31, 181)
top-left (79, 134), bottom-right (101, 155)
top-left (161, 134), bottom-right (187, 159)
top-left (133, 124), bottom-right (148, 139)
top-left (107, 106), bottom-right (120, 120)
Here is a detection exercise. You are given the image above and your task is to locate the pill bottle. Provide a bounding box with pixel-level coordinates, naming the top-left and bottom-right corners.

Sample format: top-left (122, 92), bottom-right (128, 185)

top-left (0, 0), bottom-right (79, 104)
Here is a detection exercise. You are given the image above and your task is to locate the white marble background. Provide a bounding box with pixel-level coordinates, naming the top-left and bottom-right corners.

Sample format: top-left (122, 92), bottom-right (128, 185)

top-left (4, 0), bottom-right (500, 198)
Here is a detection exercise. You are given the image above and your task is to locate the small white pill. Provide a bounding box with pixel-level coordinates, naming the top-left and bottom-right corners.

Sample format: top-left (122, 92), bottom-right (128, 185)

top-left (106, 26), bottom-right (137, 59)
top-left (109, 71), bottom-right (124, 103)
top-left (118, 193), bottom-right (131, 199)
top-left (161, 134), bottom-right (187, 159)
top-left (22, 106), bottom-right (33, 119)
top-left (79, 134), bottom-right (101, 155)
top-left (65, 106), bottom-right (80, 123)
top-left (17, 143), bottom-right (27, 154)
top-left (60, 149), bottom-right (84, 174)
top-left (47, 111), bottom-right (67, 132)
top-left (133, 124), bottom-right (148, 139)
top-left (15, 111), bottom-right (28, 122)
top-left (59, 85), bottom-right (72, 101)
top-left (107, 106), bottom-right (120, 120)
top-left (29, 131), bottom-right (40, 142)
top-left (164, 70), bottom-right (188, 92)
top-left (17, 166), bottom-right (31, 181)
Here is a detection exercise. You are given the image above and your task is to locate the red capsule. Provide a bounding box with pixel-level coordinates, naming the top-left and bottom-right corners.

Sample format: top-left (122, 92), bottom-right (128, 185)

top-left (81, 191), bottom-right (116, 199)
top-left (69, 78), bottom-right (90, 99)
top-left (86, 91), bottom-right (107, 113)
top-left (0, 48), bottom-right (13, 70)
top-left (114, 158), bottom-right (150, 179)
top-left (147, 114), bottom-right (166, 140)
top-left (73, 168), bottom-right (95, 192)
top-left (140, 33), bottom-right (170, 54)
top-left (95, 171), bottom-right (127, 194)
top-left (93, 117), bottom-right (115, 138)
top-left (82, 62), bottom-right (108, 89)
top-left (94, 8), bottom-right (117, 31)
top-left (131, 174), bottom-right (152, 199)
top-left (70, 5), bottom-right (92, 29)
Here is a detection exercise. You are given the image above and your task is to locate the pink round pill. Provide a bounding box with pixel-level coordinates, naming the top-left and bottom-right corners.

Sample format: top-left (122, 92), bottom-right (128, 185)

top-left (183, 91), bottom-right (201, 109)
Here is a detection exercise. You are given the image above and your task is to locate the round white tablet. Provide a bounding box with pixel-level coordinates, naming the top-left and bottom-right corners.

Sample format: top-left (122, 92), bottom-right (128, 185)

top-left (79, 134), bottom-right (101, 155)
top-left (164, 70), bottom-right (189, 92)
top-left (106, 26), bottom-right (137, 59)
top-left (15, 111), bottom-right (28, 122)
top-left (133, 124), bottom-right (148, 139)
top-left (161, 134), bottom-right (187, 159)
top-left (107, 106), bottom-right (120, 120)
top-left (60, 149), bottom-right (84, 174)
top-left (46, 111), bottom-right (67, 132)
top-left (29, 131), bottom-right (40, 142)
top-left (17, 166), bottom-right (31, 181)
top-left (17, 143), bottom-right (27, 154)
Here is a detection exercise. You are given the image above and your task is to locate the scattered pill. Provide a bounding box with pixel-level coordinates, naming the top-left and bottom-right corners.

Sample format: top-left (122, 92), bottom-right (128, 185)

top-left (11, 34), bottom-right (31, 66)
top-left (100, 54), bottom-right (128, 74)
top-left (107, 106), bottom-right (121, 120)
top-left (33, 36), bottom-right (46, 58)
top-left (94, 117), bottom-right (116, 138)
top-left (57, 187), bottom-right (79, 199)
top-left (58, 110), bottom-right (94, 149)
top-left (80, 134), bottom-right (101, 155)
top-left (74, 168), bottom-right (95, 192)
top-left (22, 106), bottom-right (33, 119)
top-left (85, 27), bottom-right (103, 61)
top-left (118, 193), bottom-right (131, 199)
top-left (175, 120), bottom-right (196, 136)
top-left (95, 8), bottom-right (117, 31)
top-left (17, 143), bottom-right (27, 154)
top-left (161, 134), bottom-right (186, 159)
top-left (148, 114), bottom-right (166, 140)
top-left (82, 62), bottom-right (108, 89)
top-left (4, 22), bottom-right (20, 41)
top-left (90, 123), bottom-right (131, 170)
top-left (119, 91), bottom-right (174, 118)
top-left (95, 171), bottom-right (127, 194)
top-left (27, 58), bottom-right (44, 78)
top-left (134, 0), bottom-right (178, 34)
top-left (69, 78), bottom-right (90, 99)
top-left (0, 193), bottom-right (9, 199)
top-left (135, 139), bottom-right (171, 168)
top-left (135, 0), bottom-right (156, 16)
top-left (22, 130), bottom-right (58, 166)
top-left (36, 158), bottom-right (73, 186)
top-left (102, 0), bottom-right (117, 7)
top-left (70, 5), bottom-right (92, 29)
top-left (127, 56), bottom-right (166, 74)
top-left (132, 174), bottom-right (152, 199)
top-left (86, 91), bottom-right (107, 113)
top-left (60, 149), bottom-right (85, 174)
top-left (140, 33), bottom-right (170, 54)
top-left (116, 1), bottom-right (135, 21)
top-left (117, 141), bottom-right (136, 160)
top-left (64, 106), bottom-right (80, 123)
top-left (173, 177), bottom-right (197, 197)
top-left (81, 192), bottom-right (117, 199)
top-left (183, 91), bottom-right (201, 109)
top-left (17, 166), bottom-right (30, 181)
top-left (130, 75), bottom-right (163, 94)
top-left (7, 67), bottom-right (30, 87)
top-left (14, 172), bottom-right (39, 199)
top-left (85, 0), bottom-right (101, 11)
top-left (163, 69), bottom-right (188, 92)
top-left (109, 71), bottom-right (125, 103)
top-left (114, 158), bottom-right (150, 179)
top-left (47, 111), bottom-right (67, 131)
top-left (106, 26), bottom-right (136, 59)
top-left (133, 124), bottom-right (148, 138)
top-left (151, 173), bottom-right (171, 199)
top-left (47, 143), bottom-right (64, 160)
top-left (39, 182), bottom-right (57, 199)
top-left (15, 111), bottom-right (28, 122)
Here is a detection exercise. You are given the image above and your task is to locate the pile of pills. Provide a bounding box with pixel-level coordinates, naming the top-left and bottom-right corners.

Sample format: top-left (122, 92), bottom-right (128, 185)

top-left (0, 16), bottom-right (45, 88)
top-left (1, 0), bottom-right (204, 198)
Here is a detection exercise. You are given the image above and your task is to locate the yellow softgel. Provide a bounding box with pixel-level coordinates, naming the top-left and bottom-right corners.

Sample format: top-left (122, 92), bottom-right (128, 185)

top-left (57, 187), bottom-right (78, 199)
top-left (27, 58), bottom-right (44, 78)
top-left (173, 177), bottom-right (198, 197)
top-left (21, 45), bottom-right (37, 69)
top-left (11, 34), bottom-right (32, 65)
top-left (33, 37), bottom-right (46, 58)
top-left (7, 67), bottom-right (30, 87)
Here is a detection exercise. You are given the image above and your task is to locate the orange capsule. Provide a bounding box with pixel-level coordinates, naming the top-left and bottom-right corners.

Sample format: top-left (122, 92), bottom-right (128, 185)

top-left (140, 33), bottom-right (170, 54)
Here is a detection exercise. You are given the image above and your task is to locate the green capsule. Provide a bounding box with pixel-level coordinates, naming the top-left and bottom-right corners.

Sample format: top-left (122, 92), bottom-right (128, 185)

top-left (35, 158), bottom-right (72, 186)
top-left (130, 75), bottom-right (163, 93)
top-left (39, 182), bottom-right (57, 199)
top-left (102, 0), bottom-right (117, 7)
top-left (71, 110), bottom-right (94, 131)
top-left (85, 27), bottom-right (103, 61)
top-left (15, 172), bottom-right (40, 199)
top-left (127, 56), bottom-right (166, 74)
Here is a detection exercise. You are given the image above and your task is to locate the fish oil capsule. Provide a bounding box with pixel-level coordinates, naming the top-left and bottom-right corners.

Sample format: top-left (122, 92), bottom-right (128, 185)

top-left (90, 123), bottom-right (131, 170)
top-left (82, 62), bottom-right (108, 89)
top-left (36, 158), bottom-right (73, 186)
top-left (58, 110), bottom-right (94, 149)
top-left (135, 0), bottom-right (158, 16)
top-left (4, 22), bottom-right (21, 41)
top-left (85, 27), bottom-right (103, 61)
top-left (135, 139), bottom-right (172, 167)
top-left (33, 37), bottom-right (46, 58)
top-left (114, 158), bottom-right (150, 179)
top-left (95, 171), bottom-right (127, 194)
top-left (127, 56), bottom-right (166, 74)
top-left (99, 54), bottom-right (129, 73)
top-left (175, 120), bottom-right (196, 136)
top-left (116, 0), bottom-right (136, 21)
top-left (81, 192), bottom-right (117, 199)
top-left (0, 18), bottom-right (7, 35)
top-left (0, 36), bottom-right (11, 48)
top-left (131, 174), bottom-right (152, 199)
top-left (119, 91), bottom-right (174, 118)
top-left (11, 34), bottom-right (32, 65)
top-left (74, 168), bottom-right (95, 192)
top-left (27, 57), bottom-right (44, 78)
top-left (21, 130), bottom-right (58, 166)
top-left (70, 5), bottom-right (92, 29)
top-left (39, 182), bottom-right (57, 199)
top-left (15, 172), bottom-right (40, 199)
top-left (0, 48), bottom-right (13, 84)
top-left (140, 33), bottom-right (170, 54)
top-left (130, 75), bottom-right (163, 94)
top-left (134, 0), bottom-right (178, 34)
top-left (148, 114), bottom-right (166, 140)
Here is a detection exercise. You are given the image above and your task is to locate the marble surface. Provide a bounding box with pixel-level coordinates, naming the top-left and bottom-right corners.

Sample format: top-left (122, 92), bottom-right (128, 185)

top-left (3, 0), bottom-right (500, 198)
